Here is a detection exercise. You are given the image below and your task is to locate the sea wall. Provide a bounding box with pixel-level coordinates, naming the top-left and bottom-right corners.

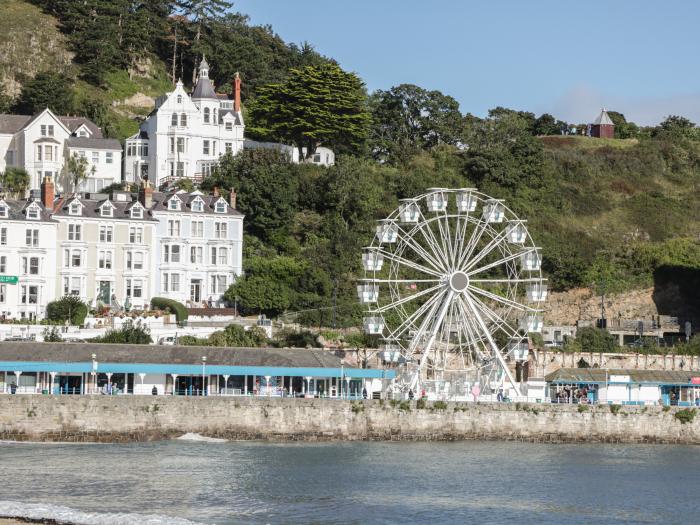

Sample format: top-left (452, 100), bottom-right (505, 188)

top-left (1, 396), bottom-right (699, 444)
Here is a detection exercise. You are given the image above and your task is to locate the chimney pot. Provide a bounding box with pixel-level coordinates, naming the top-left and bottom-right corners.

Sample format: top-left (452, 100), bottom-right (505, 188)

top-left (139, 179), bottom-right (153, 209)
top-left (229, 188), bottom-right (237, 209)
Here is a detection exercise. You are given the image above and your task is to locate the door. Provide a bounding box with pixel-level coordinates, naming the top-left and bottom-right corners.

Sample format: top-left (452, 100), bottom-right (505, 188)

top-left (190, 280), bottom-right (201, 303)
top-left (98, 281), bottom-right (111, 305)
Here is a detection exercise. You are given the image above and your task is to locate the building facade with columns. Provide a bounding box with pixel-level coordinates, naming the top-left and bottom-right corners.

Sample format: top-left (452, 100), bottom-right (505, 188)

top-left (124, 58), bottom-right (245, 187)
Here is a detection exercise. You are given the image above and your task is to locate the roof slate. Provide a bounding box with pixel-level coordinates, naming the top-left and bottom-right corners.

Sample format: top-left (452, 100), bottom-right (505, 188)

top-left (546, 367), bottom-right (699, 385)
top-left (66, 137), bottom-right (121, 150)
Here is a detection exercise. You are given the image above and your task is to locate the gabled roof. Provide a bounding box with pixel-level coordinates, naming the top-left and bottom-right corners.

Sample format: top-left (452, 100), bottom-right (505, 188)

top-left (23, 108), bottom-right (71, 135)
top-left (151, 191), bottom-right (242, 216)
top-left (0, 198), bottom-right (55, 222)
top-left (592, 109), bottom-right (614, 126)
top-left (66, 137), bottom-right (121, 150)
top-left (0, 111), bottom-right (103, 137)
top-left (0, 115), bottom-right (32, 134)
top-left (53, 194), bottom-right (155, 222)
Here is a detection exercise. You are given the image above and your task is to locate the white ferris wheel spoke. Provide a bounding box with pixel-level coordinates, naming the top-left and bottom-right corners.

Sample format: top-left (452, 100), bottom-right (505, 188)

top-left (384, 288), bottom-right (447, 340)
top-left (370, 283), bottom-right (444, 314)
top-left (457, 217), bottom-right (490, 271)
top-left (453, 295), bottom-right (488, 362)
top-left (468, 285), bottom-right (539, 312)
top-left (466, 292), bottom-right (521, 341)
top-left (394, 222), bottom-right (448, 273)
top-left (470, 277), bottom-right (544, 284)
top-left (375, 248), bottom-right (444, 278)
top-left (461, 226), bottom-right (513, 273)
top-left (467, 247), bottom-right (536, 277)
top-left (434, 213), bottom-right (455, 270)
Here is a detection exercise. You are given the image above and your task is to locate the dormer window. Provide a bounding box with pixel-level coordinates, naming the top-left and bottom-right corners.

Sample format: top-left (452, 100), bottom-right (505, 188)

top-left (171, 113), bottom-right (178, 126)
top-left (225, 122), bottom-right (232, 131)
top-left (131, 206), bottom-right (143, 219)
top-left (0, 202), bottom-right (7, 218)
top-left (26, 205), bottom-right (40, 220)
top-left (100, 203), bottom-right (113, 217)
top-left (215, 200), bottom-right (226, 213)
top-left (79, 130), bottom-right (87, 137)
top-left (168, 198), bottom-right (180, 211)
top-left (191, 199), bottom-right (203, 212)
top-left (69, 202), bottom-right (81, 216)
top-left (177, 95), bottom-right (182, 104)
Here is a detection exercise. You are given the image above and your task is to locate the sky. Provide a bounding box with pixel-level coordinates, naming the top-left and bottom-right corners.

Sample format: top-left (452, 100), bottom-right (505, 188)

top-left (233, 0), bottom-right (700, 126)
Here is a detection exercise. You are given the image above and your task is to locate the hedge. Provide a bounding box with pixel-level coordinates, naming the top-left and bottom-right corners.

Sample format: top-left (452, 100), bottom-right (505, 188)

top-left (150, 297), bottom-right (188, 322)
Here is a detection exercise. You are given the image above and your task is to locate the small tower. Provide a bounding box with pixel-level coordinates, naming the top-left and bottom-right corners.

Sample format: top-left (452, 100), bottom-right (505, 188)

top-left (591, 108), bottom-right (615, 138)
top-left (191, 55), bottom-right (217, 101)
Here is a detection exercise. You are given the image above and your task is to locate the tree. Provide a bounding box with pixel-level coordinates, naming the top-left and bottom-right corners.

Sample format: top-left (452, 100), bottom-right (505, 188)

top-left (368, 84), bottom-right (463, 164)
top-left (62, 153), bottom-right (95, 192)
top-left (607, 111), bottom-right (639, 139)
top-left (204, 149), bottom-right (300, 242)
top-left (46, 296), bottom-right (88, 326)
top-left (13, 72), bottom-right (74, 115)
top-left (207, 323), bottom-right (268, 347)
top-left (654, 115), bottom-right (698, 140)
top-left (533, 113), bottom-right (561, 136)
top-left (0, 84), bottom-right (11, 113)
top-left (42, 326), bottom-right (63, 342)
top-left (0, 168), bottom-right (30, 197)
top-left (248, 63), bottom-right (371, 158)
top-left (93, 320), bottom-right (152, 344)
top-left (564, 327), bottom-right (619, 353)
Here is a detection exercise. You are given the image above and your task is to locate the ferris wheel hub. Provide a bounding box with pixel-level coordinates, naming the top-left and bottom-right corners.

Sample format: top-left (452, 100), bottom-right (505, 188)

top-left (448, 271), bottom-right (470, 293)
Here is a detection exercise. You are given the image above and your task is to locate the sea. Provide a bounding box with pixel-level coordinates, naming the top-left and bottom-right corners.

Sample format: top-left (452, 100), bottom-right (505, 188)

top-left (0, 439), bottom-right (697, 525)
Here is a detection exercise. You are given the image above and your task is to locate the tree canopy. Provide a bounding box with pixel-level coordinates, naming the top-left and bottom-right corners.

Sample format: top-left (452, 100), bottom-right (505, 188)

top-left (13, 72), bottom-right (74, 115)
top-left (248, 63), bottom-right (371, 158)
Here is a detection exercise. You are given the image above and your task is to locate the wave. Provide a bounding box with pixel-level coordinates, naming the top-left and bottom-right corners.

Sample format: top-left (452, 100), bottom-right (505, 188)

top-left (0, 501), bottom-right (209, 525)
top-left (175, 433), bottom-right (228, 443)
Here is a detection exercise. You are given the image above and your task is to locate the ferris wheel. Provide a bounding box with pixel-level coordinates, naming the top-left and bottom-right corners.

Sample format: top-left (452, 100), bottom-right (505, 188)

top-left (358, 188), bottom-right (547, 396)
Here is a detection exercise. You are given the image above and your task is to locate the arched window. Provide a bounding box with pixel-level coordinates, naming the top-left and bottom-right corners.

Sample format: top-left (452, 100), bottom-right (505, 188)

top-left (203, 107), bottom-right (210, 124)
top-left (180, 113), bottom-right (187, 127)
top-left (171, 113), bottom-right (178, 126)
top-left (177, 95), bottom-right (182, 104)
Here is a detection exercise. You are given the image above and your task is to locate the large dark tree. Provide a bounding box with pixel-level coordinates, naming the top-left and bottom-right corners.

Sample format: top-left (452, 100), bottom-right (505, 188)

top-left (368, 84), bottom-right (463, 164)
top-left (13, 72), bottom-right (74, 115)
top-left (248, 64), bottom-right (371, 158)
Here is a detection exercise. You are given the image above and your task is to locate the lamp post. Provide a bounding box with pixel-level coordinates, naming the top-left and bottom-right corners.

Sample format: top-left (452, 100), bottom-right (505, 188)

top-left (91, 353), bottom-right (97, 394)
top-left (202, 356), bottom-right (207, 396)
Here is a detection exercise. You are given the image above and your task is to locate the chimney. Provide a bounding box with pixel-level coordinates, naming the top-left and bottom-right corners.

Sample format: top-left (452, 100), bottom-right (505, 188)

top-left (41, 175), bottom-right (54, 209)
top-left (229, 188), bottom-right (237, 209)
top-left (139, 179), bottom-right (153, 209)
top-left (213, 186), bottom-right (219, 197)
top-left (233, 72), bottom-right (241, 112)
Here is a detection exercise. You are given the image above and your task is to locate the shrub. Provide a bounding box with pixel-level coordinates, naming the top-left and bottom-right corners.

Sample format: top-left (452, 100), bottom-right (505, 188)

top-left (416, 399), bottom-right (427, 409)
top-left (399, 401), bottom-right (411, 411)
top-left (433, 401), bottom-right (448, 410)
top-left (92, 320), bottom-right (152, 344)
top-left (577, 404), bottom-right (589, 413)
top-left (46, 296), bottom-right (88, 326)
top-left (150, 297), bottom-right (188, 323)
top-left (674, 408), bottom-right (697, 425)
top-left (351, 401), bottom-right (364, 414)
top-left (609, 404), bottom-right (622, 415)
top-left (42, 326), bottom-right (62, 342)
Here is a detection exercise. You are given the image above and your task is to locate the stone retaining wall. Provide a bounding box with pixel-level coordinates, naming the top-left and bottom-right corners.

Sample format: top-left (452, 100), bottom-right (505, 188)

top-left (0, 396), bottom-right (698, 444)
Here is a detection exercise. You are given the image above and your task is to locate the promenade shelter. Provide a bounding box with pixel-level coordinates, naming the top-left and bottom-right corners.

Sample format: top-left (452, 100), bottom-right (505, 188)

top-left (0, 342), bottom-right (395, 398)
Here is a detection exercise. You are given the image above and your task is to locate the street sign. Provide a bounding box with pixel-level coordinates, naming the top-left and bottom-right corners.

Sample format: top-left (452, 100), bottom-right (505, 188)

top-left (0, 276), bottom-right (18, 284)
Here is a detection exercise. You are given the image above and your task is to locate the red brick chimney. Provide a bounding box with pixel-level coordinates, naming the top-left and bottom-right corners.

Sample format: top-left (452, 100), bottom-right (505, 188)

top-left (139, 179), bottom-right (153, 209)
top-left (213, 186), bottom-right (219, 197)
top-left (233, 72), bottom-right (241, 112)
top-left (41, 175), bottom-right (54, 209)
top-left (229, 188), bottom-right (237, 209)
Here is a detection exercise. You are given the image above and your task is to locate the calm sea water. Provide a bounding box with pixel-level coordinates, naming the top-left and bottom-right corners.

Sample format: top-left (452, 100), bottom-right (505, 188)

top-left (0, 440), bottom-right (697, 525)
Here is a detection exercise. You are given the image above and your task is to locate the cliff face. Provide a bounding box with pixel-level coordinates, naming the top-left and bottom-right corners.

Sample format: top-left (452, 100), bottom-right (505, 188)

top-left (0, 0), bottom-right (73, 96)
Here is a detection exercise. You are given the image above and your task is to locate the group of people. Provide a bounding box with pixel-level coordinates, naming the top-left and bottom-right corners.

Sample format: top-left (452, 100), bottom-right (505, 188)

top-left (554, 386), bottom-right (591, 403)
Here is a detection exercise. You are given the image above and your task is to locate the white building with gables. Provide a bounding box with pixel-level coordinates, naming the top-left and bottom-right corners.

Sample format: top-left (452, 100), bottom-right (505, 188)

top-left (124, 58), bottom-right (245, 187)
top-left (0, 108), bottom-right (122, 194)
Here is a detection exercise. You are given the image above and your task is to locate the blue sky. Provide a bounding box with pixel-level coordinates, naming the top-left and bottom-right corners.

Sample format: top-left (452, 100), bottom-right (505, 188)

top-left (233, 0), bottom-right (700, 126)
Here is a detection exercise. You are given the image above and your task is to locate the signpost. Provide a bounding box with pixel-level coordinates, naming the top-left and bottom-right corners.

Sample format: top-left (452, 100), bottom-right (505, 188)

top-left (0, 276), bottom-right (18, 284)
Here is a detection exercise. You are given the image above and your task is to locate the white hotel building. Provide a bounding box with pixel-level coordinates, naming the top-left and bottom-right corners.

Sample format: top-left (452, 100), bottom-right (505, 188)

top-left (0, 108), bottom-right (122, 193)
top-left (124, 58), bottom-right (245, 187)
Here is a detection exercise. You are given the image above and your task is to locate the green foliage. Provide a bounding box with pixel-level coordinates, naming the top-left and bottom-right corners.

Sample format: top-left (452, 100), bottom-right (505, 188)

top-left (275, 329), bottom-right (317, 348)
top-left (433, 401), bottom-right (448, 410)
top-left (249, 63), bottom-right (371, 157)
top-left (577, 404), bottom-right (589, 413)
top-left (42, 326), bottom-right (62, 342)
top-left (13, 71), bottom-right (74, 114)
top-left (207, 324), bottom-right (268, 347)
top-left (351, 401), bottom-right (364, 414)
top-left (46, 296), bottom-right (88, 326)
top-left (564, 327), bottom-right (619, 354)
top-left (674, 408), bottom-right (696, 425)
top-left (150, 297), bottom-right (188, 322)
top-left (92, 320), bottom-right (152, 344)
top-left (368, 84), bottom-right (463, 164)
top-left (416, 398), bottom-right (427, 409)
top-left (609, 404), bottom-right (622, 415)
top-left (399, 400), bottom-right (411, 411)
top-left (61, 153), bottom-right (95, 192)
top-left (0, 167), bottom-right (30, 196)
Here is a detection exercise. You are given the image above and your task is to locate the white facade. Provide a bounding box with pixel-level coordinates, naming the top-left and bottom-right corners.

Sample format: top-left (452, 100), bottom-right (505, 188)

top-left (150, 189), bottom-right (243, 307)
top-left (0, 109), bottom-right (121, 193)
top-left (244, 140), bottom-right (335, 167)
top-left (124, 59), bottom-right (245, 187)
top-left (0, 198), bottom-right (57, 321)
